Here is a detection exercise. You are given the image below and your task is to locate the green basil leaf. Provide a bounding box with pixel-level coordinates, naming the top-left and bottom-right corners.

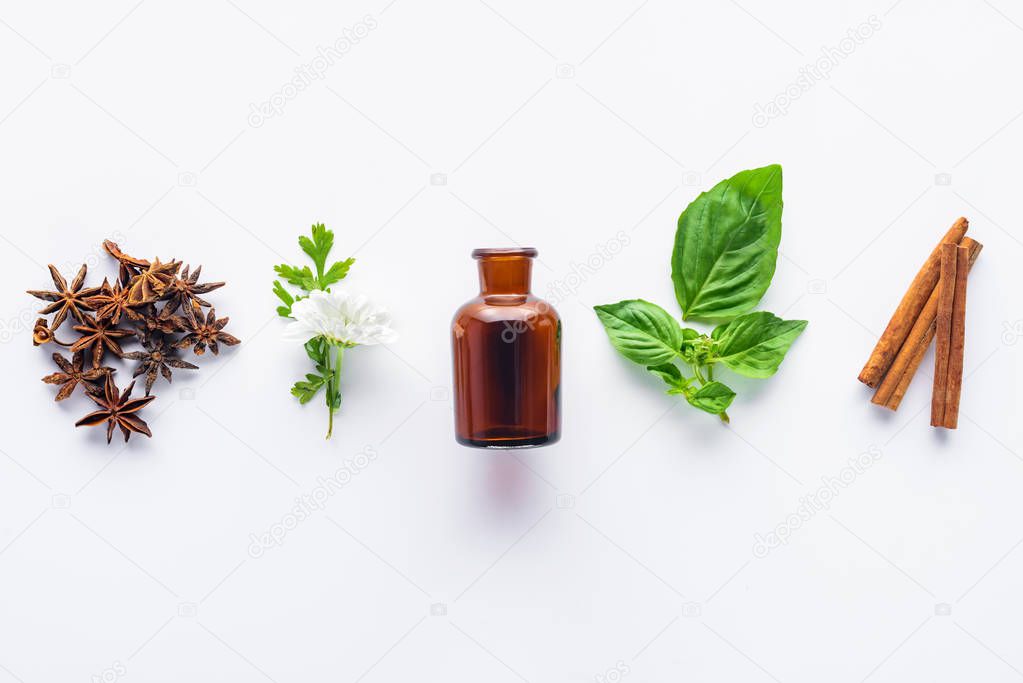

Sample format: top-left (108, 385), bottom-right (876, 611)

top-left (672, 164), bottom-right (783, 320)
top-left (647, 363), bottom-right (687, 391)
top-left (680, 328), bottom-right (702, 346)
top-left (710, 312), bottom-right (807, 378)
top-left (686, 381), bottom-right (735, 415)
top-left (594, 299), bottom-right (684, 366)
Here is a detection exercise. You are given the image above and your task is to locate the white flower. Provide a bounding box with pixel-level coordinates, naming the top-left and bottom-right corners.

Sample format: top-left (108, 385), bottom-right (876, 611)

top-left (284, 289), bottom-right (398, 346)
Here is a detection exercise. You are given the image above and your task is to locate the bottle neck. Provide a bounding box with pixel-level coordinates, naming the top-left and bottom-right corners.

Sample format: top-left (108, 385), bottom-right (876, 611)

top-left (478, 256), bottom-right (533, 296)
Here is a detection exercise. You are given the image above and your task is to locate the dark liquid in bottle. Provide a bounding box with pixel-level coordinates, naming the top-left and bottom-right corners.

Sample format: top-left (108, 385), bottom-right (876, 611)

top-left (451, 249), bottom-right (560, 448)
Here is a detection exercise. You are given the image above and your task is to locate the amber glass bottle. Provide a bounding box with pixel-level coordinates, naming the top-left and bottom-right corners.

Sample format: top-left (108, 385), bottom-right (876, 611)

top-left (451, 248), bottom-right (561, 448)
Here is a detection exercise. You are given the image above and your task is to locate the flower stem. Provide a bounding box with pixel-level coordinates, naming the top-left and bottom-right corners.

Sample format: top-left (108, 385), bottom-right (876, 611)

top-left (325, 345), bottom-right (345, 439)
top-left (334, 345), bottom-right (344, 404)
top-left (324, 344), bottom-right (334, 439)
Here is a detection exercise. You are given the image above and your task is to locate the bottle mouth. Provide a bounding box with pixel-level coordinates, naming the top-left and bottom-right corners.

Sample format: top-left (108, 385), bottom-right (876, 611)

top-left (472, 247), bottom-right (537, 259)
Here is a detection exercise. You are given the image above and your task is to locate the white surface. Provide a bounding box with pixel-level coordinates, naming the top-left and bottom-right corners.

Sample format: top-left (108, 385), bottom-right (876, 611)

top-left (1, 1), bottom-right (1022, 681)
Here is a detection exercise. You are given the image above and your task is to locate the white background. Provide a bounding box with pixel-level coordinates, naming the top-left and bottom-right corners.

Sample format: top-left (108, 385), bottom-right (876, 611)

top-left (1, 1), bottom-right (1022, 681)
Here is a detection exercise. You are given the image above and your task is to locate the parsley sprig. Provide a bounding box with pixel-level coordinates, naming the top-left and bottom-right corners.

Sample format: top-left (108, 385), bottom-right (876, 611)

top-left (273, 223), bottom-right (355, 437)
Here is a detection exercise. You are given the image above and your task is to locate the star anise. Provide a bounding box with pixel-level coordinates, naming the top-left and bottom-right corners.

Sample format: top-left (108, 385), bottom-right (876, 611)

top-left (27, 264), bottom-right (99, 330)
top-left (123, 335), bottom-right (197, 395)
top-left (75, 373), bottom-right (154, 443)
top-left (32, 318), bottom-right (74, 347)
top-left (135, 303), bottom-right (187, 339)
top-left (42, 350), bottom-right (112, 401)
top-left (162, 265), bottom-right (224, 325)
top-left (87, 278), bottom-right (147, 324)
top-left (103, 240), bottom-right (150, 284)
top-left (126, 258), bottom-right (180, 305)
top-left (33, 237), bottom-right (238, 444)
top-left (71, 314), bottom-right (133, 368)
top-left (175, 308), bottom-right (240, 356)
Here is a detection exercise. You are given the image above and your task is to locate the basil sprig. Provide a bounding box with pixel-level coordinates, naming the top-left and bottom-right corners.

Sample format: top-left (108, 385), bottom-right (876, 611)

top-left (594, 165), bottom-right (806, 422)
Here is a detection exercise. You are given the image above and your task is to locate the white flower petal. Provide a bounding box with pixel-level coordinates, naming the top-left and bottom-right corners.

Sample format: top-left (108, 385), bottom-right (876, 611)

top-left (282, 319), bottom-right (317, 341)
top-left (283, 288), bottom-right (397, 346)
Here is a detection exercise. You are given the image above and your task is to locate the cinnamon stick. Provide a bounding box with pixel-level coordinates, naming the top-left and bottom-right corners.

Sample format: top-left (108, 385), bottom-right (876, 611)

top-left (942, 246), bottom-right (969, 428)
top-left (886, 325), bottom-right (929, 411)
top-left (930, 244), bottom-right (958, 426)
top-left (858, 217), bottom-right (969, 388)
top-left (873, 237), bottom-right (982, 410)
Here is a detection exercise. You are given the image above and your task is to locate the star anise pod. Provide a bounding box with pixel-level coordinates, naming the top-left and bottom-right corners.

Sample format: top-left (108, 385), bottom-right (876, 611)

top-left (27, 264), bottom-right (99, 330)
top-left (135, 303), bottom-right (187, 339)
top-left (32, 318), bottom-right (74, 347)
top-left (75, 373), bottom-right (154, 443)
top-left (162, 265), bottom-right (224, 326)
top-left (174, 308), bottom-right (240, 356)
top-left (87, 278), bottom-right (147, 324)
top-left (71, 314), bottom-right (134, 368)
top-left (42, 350), bottom-right (112, 401)
top-left (103, 240), bottom-right (150, 284)
top-left (126, 258), bottom-right (180, 305)
top-left (123, 335), bottom-right (197, 395)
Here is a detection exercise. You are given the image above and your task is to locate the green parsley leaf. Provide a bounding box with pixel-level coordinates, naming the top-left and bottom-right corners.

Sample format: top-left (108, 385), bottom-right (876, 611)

top-left (273, 280), bottom-right (295, 317)
top-left (321, 257), bottom-right (355, 288)
top-left (298, 223), bottom-right (334, 277)
top-left (274, 264), bottom-right (318, 291)
top-left (291, 374), bottom-right (326, 403)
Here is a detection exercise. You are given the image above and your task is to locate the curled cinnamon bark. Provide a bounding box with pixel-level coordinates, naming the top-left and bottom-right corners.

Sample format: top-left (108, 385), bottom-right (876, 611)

top-left (858, 217), bottom-right (968, 388)
top-left (872, 237), bottom-right (982, 410)
top-left (930, 243), bottom-right (958, 426)
top-left (940, 246), bottom-right (969, 428)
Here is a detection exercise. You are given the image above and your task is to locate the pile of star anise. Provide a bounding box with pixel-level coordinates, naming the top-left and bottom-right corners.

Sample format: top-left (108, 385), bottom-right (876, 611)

top-left (28, 240), bottom-right (239, 443)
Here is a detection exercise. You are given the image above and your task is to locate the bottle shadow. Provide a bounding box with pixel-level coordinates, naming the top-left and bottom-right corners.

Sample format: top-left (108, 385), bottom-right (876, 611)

top-left (476, 448), bottom-right (554, 522)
